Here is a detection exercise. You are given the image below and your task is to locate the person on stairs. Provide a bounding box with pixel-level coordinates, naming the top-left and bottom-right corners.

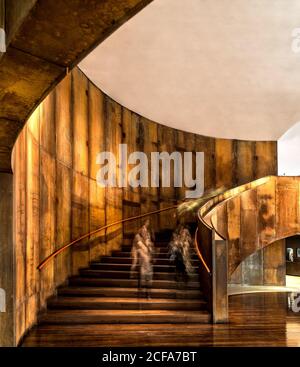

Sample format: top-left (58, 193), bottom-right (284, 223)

top-left (130, 219), bottom-right (155, 299)
top-left (168, 224), bottom-right (194, 287)
top-left (179, 225), bottom-right (194, 275)
top-left (168, 231), bottom-right (187, 285)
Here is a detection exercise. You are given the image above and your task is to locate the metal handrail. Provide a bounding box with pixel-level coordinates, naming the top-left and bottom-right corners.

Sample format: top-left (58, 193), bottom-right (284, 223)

top-left (198, 176), bottom-right (271, 228)
top-left (37, 204), bottom-right (179, 270)
top-left (194, 228), bottom-right (211, 274)
top-left (38, 185), bottom-right (233, 272)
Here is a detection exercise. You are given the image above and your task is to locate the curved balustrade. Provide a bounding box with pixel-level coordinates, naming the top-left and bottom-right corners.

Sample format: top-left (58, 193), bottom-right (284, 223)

top-left (196, 175), bottom-right (300, 323)
top-left (194, 176), bottom-right (271, 323)
top-left (198, 176), bottom-right (271, 226)
top-left (207, 176), bottom-right (300, 275)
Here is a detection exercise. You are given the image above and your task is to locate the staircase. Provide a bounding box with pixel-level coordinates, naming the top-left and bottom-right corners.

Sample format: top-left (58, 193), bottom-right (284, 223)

top-left (38, 234), bottom-right (211, 327)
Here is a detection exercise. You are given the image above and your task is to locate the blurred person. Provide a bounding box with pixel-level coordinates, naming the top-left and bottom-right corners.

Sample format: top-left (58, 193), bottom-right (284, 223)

top-left (130, 220), bottom-right (155, 298)
top-left (168, 225), bottom-right (194, 286)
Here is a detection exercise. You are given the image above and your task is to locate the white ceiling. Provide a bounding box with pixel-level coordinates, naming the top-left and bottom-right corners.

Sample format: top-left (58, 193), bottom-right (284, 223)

top-left (79, 0), bottom-right (300, 141)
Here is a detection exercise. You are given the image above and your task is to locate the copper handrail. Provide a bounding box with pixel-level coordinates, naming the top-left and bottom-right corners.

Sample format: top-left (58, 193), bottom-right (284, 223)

top-left (37, 204), bottom-right (180, 270)
top-left (198, 176), bottom-right (271, 228)
top-left (38, 187), bottom-right (226, 271)
top-left (38, 202), bottom-right (213, 273)
top-left (194, 227), bottom-right (211, 275)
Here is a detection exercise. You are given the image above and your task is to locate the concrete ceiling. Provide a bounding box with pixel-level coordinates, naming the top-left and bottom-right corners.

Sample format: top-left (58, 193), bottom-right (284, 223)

top-left (79, 0), bottom-right (300, 141)
top-left (0, 0), bottom-right (153, 172)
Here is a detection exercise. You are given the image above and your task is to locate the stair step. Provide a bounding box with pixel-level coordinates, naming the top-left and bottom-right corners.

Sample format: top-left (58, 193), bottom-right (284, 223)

top-left (112, 251), bottom-right (199, 259)
top-left (99, 257), bottom-right (200, 266)
top-left (47, 297), bottom-right (207, 311)
top-left (89, 263), bottom-right (198, 273)
top-left (58, 286), bottom-right (203, 299)
top-left (69, 277), bottom-right (201, 290)
top-left (39, 309), bottom-right (211, 324)
top-left (79, 269), bottom-right (199, 281)
top-left (121, 245), bottom-right (197, 253)
top-left (124, 241), bottom-right (170, 247)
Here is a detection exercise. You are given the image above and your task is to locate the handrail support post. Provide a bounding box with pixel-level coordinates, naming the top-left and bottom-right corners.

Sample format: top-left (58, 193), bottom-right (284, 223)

top-left (212, 233), bottom-right (228, 323)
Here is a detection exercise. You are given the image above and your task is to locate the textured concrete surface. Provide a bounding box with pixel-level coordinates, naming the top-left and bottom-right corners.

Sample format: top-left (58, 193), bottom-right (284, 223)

top-left (0, 0), bottom-right (153, 172)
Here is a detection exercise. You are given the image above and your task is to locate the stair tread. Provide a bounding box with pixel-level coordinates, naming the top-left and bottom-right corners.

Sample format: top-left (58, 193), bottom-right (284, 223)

top-left (89, 263), bottom-right (199, 272)
top-left (79, 271), bottom-right (198, 282)
top-left (99, 256), bottom-right (200, 263)
top-left (113, 252), bottom-right (199, 258)
top-left (59, 286), bottom-right (202, 294)
top-left (49, 296), bottom-right (206, 304)
top-left (91, 263), bottom-right (197, 268)
top-left (81, 269), bottom-right (198, 275)
top-left (69, 277), bottom-right (201, 288)
top-left (39, 309), bottom-right (211, 324)
top-left (58, 286), bottom-right (203, 300)
top-left (42, 309), bottom-right (209, 315)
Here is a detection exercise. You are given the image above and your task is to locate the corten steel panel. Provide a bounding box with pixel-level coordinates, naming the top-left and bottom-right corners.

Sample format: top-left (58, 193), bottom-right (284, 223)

top-left (39, 149), bottom-right (56, 308)
top-left (72, 68), bottom-right (89, 176)
top-left (105, 96), bottom-right (123, 254)
top-left (25, 110), bottom-right (40, 331)
top-left (55, 162), bottom-right (72, 286)
top-left (71, 170), bottom-right (90, 274)
top-left (215, 139), bottom-right (234, 189)
top-left (0, 173), bottom-right (13, 346)
top-left (55, 73), bottom-right (72, 167)
top-left (88, 83), bottom-right (106, 260)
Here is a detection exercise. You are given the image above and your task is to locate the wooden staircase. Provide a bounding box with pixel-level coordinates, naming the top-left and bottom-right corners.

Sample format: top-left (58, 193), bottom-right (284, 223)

top-left (37, 235), bottom-right (211, 328)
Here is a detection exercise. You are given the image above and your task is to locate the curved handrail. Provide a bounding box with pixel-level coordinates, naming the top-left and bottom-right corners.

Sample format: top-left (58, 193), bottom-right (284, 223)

top-left (38, 188), bottom-right (226, 271)
top-left (203, 175), bottom-right (300, 277)
top-left (194, 228), bottom-right (211, 275)
top-left (198, 176), bottom-right (271, 228)
top-left (194, 177), bottom-right (272, 278)
top-left (37, 204), bottom-right (179, 271)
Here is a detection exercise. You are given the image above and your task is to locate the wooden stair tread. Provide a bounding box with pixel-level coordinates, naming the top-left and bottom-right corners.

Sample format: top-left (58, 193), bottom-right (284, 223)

top-left (58, 286), bottom-right (203, 297)
top-left (99, 257), bottom-right (200, 264)
top-left (39, 309), bottom-right (211, 324)
top-left (89, 263), bottom-right (198, 273)
top-left (49, 296), bottom-right (206, 304)
top-left (41, 309), bottom-right (209, 316)
top-left (24, 323), bottom-right (213, 333)
top-left (69, 277), bottom-right (201, 289)
top-left (91, 263), bottom-right (178, 267)
top-left (80, 269), bottom-right (199, 279)
top-left (48, 297), bottom-right (206, 310)
top-left (113, 252), bottom-right (199, 259)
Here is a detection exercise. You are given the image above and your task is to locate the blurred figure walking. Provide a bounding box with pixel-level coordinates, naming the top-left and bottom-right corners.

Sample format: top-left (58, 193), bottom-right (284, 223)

top-left (130, 220), bottom-right (155, 298)
top-left (168, 225), bottom-right (194, 286)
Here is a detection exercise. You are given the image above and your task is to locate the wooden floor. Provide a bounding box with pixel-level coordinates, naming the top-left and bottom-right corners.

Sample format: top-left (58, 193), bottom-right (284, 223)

top-left (22, 292), bottom-right (300, 347)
